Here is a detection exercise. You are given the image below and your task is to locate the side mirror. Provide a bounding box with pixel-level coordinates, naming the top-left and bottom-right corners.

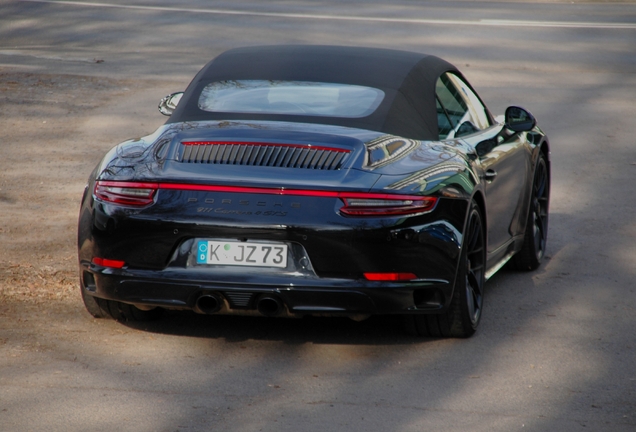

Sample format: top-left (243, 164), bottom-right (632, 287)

top-left (158, 92), bottom-right (184, 116)
top-left (504, 106), bottom-right (536, 132)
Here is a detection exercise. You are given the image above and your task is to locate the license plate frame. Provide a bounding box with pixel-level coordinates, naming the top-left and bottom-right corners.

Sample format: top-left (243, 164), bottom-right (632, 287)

top-left (196, 240), bottom-right (288, 268)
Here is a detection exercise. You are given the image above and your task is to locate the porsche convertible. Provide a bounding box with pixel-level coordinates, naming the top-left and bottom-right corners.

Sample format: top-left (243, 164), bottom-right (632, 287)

top-left (78, 45), bottom-right (550, 337)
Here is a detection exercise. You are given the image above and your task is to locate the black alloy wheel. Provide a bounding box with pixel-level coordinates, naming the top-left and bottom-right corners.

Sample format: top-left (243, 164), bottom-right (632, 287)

top-left (513, 153), bottom-right (549, 270)
top-left (404, 201), bottom-right (486, 338)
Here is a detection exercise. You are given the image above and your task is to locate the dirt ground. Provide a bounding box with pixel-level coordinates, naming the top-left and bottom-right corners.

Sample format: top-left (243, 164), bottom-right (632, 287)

top-left (0, 71), bottom-right (177, 311)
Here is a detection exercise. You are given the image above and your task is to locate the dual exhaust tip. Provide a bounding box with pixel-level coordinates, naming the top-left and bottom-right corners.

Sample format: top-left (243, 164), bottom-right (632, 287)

top-left (195, 293), bottom-right (224, 315)
top-left (195, 292), bottom-right (284, 317)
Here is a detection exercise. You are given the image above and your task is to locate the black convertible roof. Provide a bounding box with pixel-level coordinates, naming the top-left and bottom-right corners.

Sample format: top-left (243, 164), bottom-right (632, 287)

top-left (168, 45), bottom-right (462, 140)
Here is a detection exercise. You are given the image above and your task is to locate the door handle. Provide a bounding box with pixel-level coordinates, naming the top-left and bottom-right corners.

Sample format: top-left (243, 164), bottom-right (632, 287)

top-left (483, 169), bottom-right (497, 182)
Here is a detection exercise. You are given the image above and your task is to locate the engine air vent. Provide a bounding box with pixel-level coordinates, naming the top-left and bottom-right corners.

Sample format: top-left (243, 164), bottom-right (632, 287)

top-left (179, 141), bottom-right (349, 170)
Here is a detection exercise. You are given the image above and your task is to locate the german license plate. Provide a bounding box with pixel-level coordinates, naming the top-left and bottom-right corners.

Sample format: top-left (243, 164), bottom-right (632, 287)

top-left (196, 240), bottom-right (288, 268)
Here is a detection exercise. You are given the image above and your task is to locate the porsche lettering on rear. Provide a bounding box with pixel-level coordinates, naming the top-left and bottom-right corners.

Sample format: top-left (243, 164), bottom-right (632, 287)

top-left (187, 197), bottom-right (301, 208)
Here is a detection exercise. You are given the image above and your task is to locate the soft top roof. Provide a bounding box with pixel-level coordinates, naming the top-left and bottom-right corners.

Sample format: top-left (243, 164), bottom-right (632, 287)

top-left (168, 45), bottom-right (461, 140)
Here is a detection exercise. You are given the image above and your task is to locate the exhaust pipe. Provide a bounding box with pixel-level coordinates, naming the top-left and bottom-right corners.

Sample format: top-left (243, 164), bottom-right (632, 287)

top-left (195, 293), bottom-right (223, 315)
top-left (257, 295), bottom-right (284, 317)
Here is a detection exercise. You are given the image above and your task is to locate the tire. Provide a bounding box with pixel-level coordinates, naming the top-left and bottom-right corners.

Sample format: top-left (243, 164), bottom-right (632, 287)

top-left (80, 284), bottom-right (111, 318)
top-left (80, 283), bottom-right (163, 322)
top-left (513, 153), bottom-right (549, 271)
top-left (404, 201), bottom-right (486, 338)
top-left (111, 301), bottom-right (164, 322)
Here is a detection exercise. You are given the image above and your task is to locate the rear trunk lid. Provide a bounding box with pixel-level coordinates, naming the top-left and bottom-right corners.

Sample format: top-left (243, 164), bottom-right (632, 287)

top-left (156, 121), bottom-right (382, 191)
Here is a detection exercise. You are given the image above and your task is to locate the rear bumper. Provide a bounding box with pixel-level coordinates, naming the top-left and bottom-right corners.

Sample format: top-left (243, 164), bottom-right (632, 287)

top-left (81, 265), bottom-right (452, 316)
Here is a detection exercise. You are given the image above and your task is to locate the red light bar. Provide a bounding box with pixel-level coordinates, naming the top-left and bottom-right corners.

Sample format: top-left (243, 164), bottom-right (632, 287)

top-left (364, 273), bottom-right (418, 281)
top-left (182, 141), bottom-right (351, 153)
top-left (94, 181), bottom-right (437, 216)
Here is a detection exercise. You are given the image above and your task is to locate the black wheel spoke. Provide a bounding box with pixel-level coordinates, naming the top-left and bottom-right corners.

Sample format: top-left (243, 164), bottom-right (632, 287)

top-left (467, 268), bottom-right (482, 294)
top-left (535, 167), bottom-right (546, 197)
top-left (515, 154), bottom-right (549, 270)
top-left (471, 219), bottom-right (482, 249)
top-left (463, 208), bottom-right (485, 326)
top-left (465, 274), bottom-right (481, 323)
top-left (533, 224), bottom-right (543, 251)
top-left (534, 165), bottom-right (548, 252)
top-left (466, 285), bottom-right (477, 322)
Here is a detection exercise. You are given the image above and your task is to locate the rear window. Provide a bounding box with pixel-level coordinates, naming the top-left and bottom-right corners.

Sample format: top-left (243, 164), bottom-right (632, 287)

top-left (198, 80), bottom-right (385, 118)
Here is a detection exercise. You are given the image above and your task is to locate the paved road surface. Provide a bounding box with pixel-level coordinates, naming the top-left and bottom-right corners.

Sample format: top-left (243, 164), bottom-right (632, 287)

top-left (1, 1), bottom-right (635, 431)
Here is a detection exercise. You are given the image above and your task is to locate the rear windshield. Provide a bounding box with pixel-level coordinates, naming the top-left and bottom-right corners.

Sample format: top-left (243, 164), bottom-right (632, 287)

top-left (198, 80), bottom-right (385, 118)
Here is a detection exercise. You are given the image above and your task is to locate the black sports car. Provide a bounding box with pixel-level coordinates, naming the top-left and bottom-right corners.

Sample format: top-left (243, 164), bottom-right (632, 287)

top-left (78, 45), bottom-right (550, 337)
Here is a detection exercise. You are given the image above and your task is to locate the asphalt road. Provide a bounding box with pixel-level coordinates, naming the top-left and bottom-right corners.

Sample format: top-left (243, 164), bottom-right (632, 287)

top-left (1, 1), bottom-right (636, 431)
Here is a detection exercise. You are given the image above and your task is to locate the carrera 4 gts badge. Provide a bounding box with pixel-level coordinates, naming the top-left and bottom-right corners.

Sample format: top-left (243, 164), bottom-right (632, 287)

top-left (196, 207), bottom-right (287, 216)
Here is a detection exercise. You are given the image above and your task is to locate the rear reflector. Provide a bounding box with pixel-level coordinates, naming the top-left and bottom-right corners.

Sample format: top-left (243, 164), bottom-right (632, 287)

top-left (364, 272), bottom-right (417, 281)
top-left (92, 257), bottom-right (125, 269)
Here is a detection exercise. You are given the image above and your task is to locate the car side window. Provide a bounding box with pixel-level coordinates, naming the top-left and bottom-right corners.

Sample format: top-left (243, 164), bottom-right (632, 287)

top-left (435, 73), bottom-right (490, 140)
top-left (436, 97), bottom-right (454, 139)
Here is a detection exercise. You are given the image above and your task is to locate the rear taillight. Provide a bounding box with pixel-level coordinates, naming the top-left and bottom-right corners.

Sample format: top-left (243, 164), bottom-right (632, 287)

top-left (94, 181), bottom-right (158, 206)
top-left (339, 194), bottom-right (437, 217)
